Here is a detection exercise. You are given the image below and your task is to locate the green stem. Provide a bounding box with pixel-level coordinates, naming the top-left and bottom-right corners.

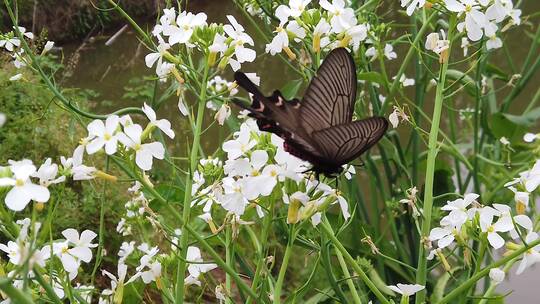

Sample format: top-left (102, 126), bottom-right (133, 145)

top-left (335, 247), bottom-right (362, 304)
top-left (175, 62), bottom-right (210, 303)
top-left (438, 238), bottom-right (540, 304)
top-left (273, 225), bottom-right (296, 304)
top-left (386, 11), bottom-right (437, 111)
top-left (415, 15), bottom-right (456, 304)
top-left (225, 227), bottom-right (233, 304)
top-left (246, 200), bottom-right (274, 304)
top-left (320, 218), bottom-right (390, 304)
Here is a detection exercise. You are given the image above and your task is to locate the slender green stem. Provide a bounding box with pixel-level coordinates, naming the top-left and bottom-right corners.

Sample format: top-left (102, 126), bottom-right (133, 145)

top-left (225, 227), bottom-right (233, 304)
top-left (335, 247), bottom-right (362, 304)
top-left (320, 218), bottom-right (390, 304)
top-left (438, 238), bottom-right (540, 304)
top-left (175, 61), bottom-right (210, 303)
top-left (274, 225), bottom-right (296, 304)
top-left (246, 200), bottom-right (274, 304)
top-left (386, 11), bottom-right (437, 111)
top-left (415, 15), bottom-right (456, 304)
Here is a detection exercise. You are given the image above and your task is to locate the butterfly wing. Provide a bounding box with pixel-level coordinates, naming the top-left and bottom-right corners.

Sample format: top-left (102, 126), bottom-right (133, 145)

top-left (311, 117), bottom-right (388, 166)
top-left (233, 72), bottom-right (324, 158)
top-left (300, 47), bottom-right (357, 134)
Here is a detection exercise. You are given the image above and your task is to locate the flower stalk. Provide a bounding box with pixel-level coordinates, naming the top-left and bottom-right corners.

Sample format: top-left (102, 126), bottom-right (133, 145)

top-left (415, 15), bottom-right (457, 304)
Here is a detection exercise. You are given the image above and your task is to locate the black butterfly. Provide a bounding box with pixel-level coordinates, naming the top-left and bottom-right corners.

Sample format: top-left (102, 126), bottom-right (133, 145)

top-left (233, 48), bottom-right (388, 179)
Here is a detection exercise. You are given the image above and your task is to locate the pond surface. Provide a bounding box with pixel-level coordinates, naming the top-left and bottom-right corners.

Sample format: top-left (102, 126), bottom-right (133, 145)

top-left (61, 1), bottom-right (539, 302)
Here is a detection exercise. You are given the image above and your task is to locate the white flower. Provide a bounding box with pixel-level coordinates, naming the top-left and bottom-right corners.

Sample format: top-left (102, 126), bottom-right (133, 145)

top-left (41, 41), bottom-right (55, 55)
top-left (145, 42), bottom-right (173, 79)
top-left (425, 31), bottom-right (450, 54)
top-left (222, 123), bottom-right (257, 160)
top-left (489, 268), bottom-right (505, 284)
top-left (343, 164), bottom-right (356, 180)
top-left (223, 15), bottom-right (256, 71)
top-left (484, 22), bottom-right (502, 50)
top-left (9, 73), bottom-right (22, 81)
top-left (165, 11), bottom-right (207, 45)
top-left (142, 103), bottom-right (175, 139)
top-left (118, 124), bottom-right (165, 171)
top-left (384, 44), bottom-right (397, 60)
top-left (86, 115), bottom-right (121, 155)
top-left (518, 160), bottom-right (540, 192)
top-left (215, 104), bottom-right (231, 125)
top-left (401, 0), bottom-right (426, 16)
top-left (265, 21), bottom-right (305, 56)
top-left (62, 228), bottom-right (98, 263)
top-left (429, 225), bottom-right (457, 248)
top-left (61, 145), bottom-right (96, 180)
top-left (320, 0), bottom-right (357, 33)
top-left (0, 36), bottom-right (20, 52)
top-left (0, 113), bottom-right (5, 127)
top-left (102, 263), bottom-right (128, 296)
top-left (446, 0), bottom-right (487, 41)
top-left (440, 193), bottom-right (479, 229)
top-left (220, 177), bottom-right (250, 215)
top-left (523, 133), bottom-right (539, 142)
top-left (16, 26), bottom-right (34, 40)
top-left (516, 232), bottom-right (540, 275)
top-left (276, 0), bottom-right (310, 20)
top-left (0, 160), bottom-right (50, 211)
top-left (499, 137), bottom-right (510, 145)
top-left (118, 241), bottom-right (136, 263)
top-left (33, 158), bottom-right (65, 187)
top-left (387, 283), bottom-right (425, 296)
top-left (394, 74), bottom-right (415, 87)
top-left (479, 207), bottom-right (512, 249)
top-left (185, 246), bottom-right (217, 286)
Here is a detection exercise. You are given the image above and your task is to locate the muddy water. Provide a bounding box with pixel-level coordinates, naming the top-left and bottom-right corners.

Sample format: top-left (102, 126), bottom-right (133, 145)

top-left (62, 1), bottom-right (539, 302)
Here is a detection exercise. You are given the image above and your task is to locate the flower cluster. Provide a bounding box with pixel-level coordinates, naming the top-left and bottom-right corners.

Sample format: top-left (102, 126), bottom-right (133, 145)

top-left (413, 0), bottom-right (521, 52)
top-left (263, 0), bottom-right (369, 58)
top-left (428, 158), bottom-right (540, 275)
top-left (188, 117), bottom-right (354, 230)
top-left (146, 8), bottom-right (256, 80)
top-left (0, 220), bottom-right (97, 300)
top-left (0, 26), bottom-right (54, 80)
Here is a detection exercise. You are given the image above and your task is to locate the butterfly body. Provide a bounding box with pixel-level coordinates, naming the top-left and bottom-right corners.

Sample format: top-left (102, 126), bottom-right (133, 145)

top-left (233, 48), bottom-right (388, 178)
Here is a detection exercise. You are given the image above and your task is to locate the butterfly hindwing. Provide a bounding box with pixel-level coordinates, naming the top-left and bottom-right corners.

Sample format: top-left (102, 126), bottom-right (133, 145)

top-left (312, 117), bottom-right (388, 165)
top-left (300, 48), bottom-right (357, 134)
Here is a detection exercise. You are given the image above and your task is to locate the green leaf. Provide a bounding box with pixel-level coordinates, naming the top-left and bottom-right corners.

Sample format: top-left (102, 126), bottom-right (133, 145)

top-left (358, 71), bottom-right (385, 84)
top-left (446, 69), bottom-right (476, 96)
top-left (489, 112), bottom-right (527, 141)
top-left (501, 107), bottom-right (540, 127)
top-left (281, 79), bottom-right (304, 99)
top-left (485, 63), bottom-right (509, 81)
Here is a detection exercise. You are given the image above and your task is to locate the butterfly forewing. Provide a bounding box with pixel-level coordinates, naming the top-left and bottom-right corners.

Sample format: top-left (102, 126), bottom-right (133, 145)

top-left (312, 117), bottom-right (388, 165)
top-left (300, 48), bottom-right (357, 134)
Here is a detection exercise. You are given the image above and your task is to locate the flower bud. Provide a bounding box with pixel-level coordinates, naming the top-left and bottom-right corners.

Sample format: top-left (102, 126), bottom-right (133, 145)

top-left (94, 170), bottom-right (117, 182)
top-left (283, 47), bottom-right (296, 61)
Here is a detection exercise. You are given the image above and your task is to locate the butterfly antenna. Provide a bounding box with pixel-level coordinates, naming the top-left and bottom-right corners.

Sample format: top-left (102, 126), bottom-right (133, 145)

top-left (352, 159), bottom-right (366, 168)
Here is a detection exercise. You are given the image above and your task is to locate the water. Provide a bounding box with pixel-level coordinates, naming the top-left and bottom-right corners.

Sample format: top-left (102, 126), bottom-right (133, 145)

top-left (61, 1), bottom-right (540, 302)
